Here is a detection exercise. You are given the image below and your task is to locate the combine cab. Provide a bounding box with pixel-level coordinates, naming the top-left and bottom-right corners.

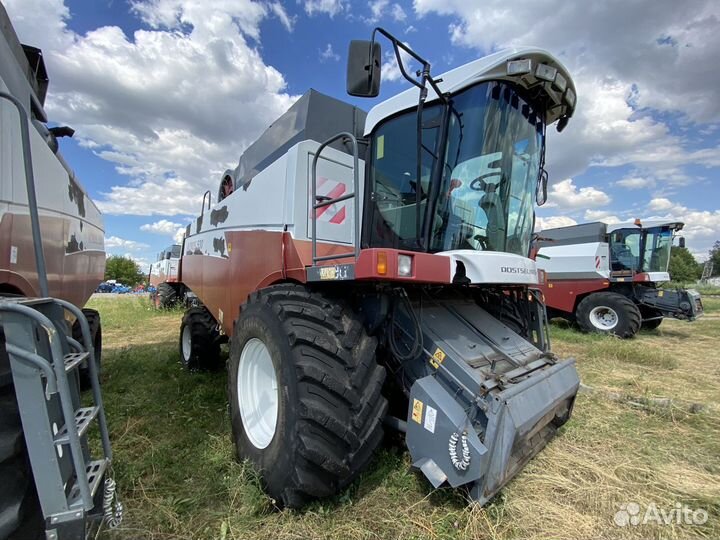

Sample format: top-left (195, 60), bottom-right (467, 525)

top-left (177, 30), bottom-right (580, 507)
top-left (534, 220), bottom-right (703, 337)
top-left (0, 5), bottom-right (119, 538)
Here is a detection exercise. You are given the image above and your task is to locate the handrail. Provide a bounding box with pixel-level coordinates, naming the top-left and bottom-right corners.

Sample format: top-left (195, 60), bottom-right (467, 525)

top-left (0, 301), bottom-right (93, 510)
top-left (0, 92), bottom-right (48, 296)
top-left (4, 343), bottom-right (58, 397)
top-left (54, 298), bottom-right (112, 461)
top-left (310, 132), bottom-right (360, 264)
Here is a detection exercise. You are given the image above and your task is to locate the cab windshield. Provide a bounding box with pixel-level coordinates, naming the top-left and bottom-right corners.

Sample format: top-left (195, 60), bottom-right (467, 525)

top-left (610, 227), bottom-right (672, 273)
top-left (365, 81), bottom-right (544, 256)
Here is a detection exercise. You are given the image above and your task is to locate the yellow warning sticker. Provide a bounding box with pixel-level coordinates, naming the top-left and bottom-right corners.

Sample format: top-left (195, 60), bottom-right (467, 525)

top-left (227, 242), bottom-right (232, 253)
top-left (429, 347), bottom-right (446, 369)
top-left (376, 135), bottom-right (385, 160)
top-left (658, 290), bottom-right (664, 297)
top-left (411, 398), bottom-right (423, 424)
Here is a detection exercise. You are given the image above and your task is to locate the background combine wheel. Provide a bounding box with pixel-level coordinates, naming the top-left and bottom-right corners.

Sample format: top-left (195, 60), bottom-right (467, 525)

top-left (156, 282), bottom-right (179, 309)
top-left (0, 331), bottom-right (42, 540)
top-left (228, 284), bottom-right (388, 508)
top-left (640, 308), bottom-right (664, 331)
top-left (576, 292), bottom-right (641, 338)
top-left (179, 307), bottom-right (222, 371)
top-left (71, 308), bottom-right (102, 390)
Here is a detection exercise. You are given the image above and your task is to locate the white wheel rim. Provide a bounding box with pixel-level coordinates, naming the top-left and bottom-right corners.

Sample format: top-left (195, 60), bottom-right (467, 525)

top-left (237, 338), bottom-right (279, 449)
top-left (181, 324), bottom-right (192, 360)
top-left (589, 306), bottom-right (619, 330)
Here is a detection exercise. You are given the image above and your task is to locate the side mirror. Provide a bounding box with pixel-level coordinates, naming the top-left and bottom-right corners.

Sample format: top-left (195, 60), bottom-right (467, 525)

top-left (536, 169), bottom-right (548, 206)
top-left (678, 236), bottom-right (686, 249)
top-left (347, 40), bottom-right (381, 97)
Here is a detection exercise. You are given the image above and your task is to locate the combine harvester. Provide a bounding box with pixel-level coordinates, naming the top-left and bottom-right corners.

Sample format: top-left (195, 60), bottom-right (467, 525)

top-left (534, 220), bottom-right (703, 337)
top-left (0, 5), bottom-right (120, 539)
top-left (148, 244), bottom-right (182, 308)
top-left (177, 29), bottom-right (581, 507)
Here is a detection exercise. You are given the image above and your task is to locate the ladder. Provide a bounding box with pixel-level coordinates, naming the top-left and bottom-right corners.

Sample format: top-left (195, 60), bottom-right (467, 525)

top-left (0, 297), bottom-right (115, 539)
top-left (700, 260), bottom-right (714, 282)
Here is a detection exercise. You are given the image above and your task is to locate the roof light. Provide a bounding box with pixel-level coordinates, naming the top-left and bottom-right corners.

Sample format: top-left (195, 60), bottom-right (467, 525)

top-left (507, 59), bottom-right (532, 76)
top-left (535, 63), bottom-right (557, 82)
top-left (553, 72), bottom-right (567, 92)
top-left (564, 87), bottom-right (576, 108)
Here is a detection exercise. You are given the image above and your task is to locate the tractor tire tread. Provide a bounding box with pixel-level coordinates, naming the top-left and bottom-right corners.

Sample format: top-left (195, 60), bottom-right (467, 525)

top-left (233, 283), bottom-right (387, 508)
top-left (576, 292), bottom-right (641, 338)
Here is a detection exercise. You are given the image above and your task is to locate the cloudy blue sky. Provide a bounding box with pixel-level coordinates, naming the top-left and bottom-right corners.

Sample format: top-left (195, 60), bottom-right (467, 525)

top-left (5, 0), bottom-right (720, 270)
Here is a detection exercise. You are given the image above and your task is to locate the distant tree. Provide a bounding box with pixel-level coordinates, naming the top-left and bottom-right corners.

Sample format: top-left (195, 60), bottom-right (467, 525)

top-left (104, 255), bottom-right (144, 286)
top-left (668, 246), bottom-right (701, 283)
top-left (709, 241), bottom-right (720, 277)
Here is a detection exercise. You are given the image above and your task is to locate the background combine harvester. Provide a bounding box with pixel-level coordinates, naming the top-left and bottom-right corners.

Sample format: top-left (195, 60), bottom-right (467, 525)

top-left (175, 28), bottom-right (581, 507)
top-left (0, 4), bottom-right (119, 539)
top-left (148, 244), bottom-right (185, 308)
top-left (534, 220), bottom-right (703, 337)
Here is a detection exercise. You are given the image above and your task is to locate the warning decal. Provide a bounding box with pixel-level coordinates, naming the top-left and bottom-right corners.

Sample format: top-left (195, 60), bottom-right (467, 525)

top-left (424, 405), bottom-right (437, 433)
top-left (429, 347), bottom-right (446, 369)
top-left (411, 398), bottom-right (423, 424)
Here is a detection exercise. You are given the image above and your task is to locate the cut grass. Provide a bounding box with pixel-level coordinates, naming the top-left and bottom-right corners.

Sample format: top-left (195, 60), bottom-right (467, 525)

top-left (89, 294), bottom-right (720, 540)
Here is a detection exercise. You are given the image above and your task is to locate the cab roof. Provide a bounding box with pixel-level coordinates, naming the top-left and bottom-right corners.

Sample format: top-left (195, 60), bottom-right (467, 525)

top-left (364, 47), bottom-right (576, 135)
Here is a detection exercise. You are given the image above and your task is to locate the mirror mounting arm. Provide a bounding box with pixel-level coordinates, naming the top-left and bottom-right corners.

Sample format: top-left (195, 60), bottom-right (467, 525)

top-left (370, 27), bottom-right (447, 105)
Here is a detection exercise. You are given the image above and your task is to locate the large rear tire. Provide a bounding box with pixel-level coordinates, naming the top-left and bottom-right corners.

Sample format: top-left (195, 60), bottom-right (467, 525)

top-left (179, 307), bottom-right (221, 371)
top-left (576, 292), bottom-right (641, 338)
top-left (228, 284), bottom-right (387, 508)
top-left (72, 309), bottom-right (102, 391)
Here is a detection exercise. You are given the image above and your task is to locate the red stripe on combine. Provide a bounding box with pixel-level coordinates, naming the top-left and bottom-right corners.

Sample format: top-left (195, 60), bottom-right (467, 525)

top-left (328, 206), bottom-right (346, 224)
top-left (315, 183), bottom-right (346, 218)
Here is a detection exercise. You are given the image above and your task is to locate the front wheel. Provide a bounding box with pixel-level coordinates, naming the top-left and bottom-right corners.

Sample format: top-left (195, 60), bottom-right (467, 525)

top-left (576, 292), bottom-right (641, 338)
top-left (228, 284), bottom-right (387, 508)
top-left (179, 307), bottom-right (221, 371)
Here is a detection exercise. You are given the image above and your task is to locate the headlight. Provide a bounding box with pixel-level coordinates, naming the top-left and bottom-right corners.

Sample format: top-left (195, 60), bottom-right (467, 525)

top-left (398, 254), bottom-right (413, 277)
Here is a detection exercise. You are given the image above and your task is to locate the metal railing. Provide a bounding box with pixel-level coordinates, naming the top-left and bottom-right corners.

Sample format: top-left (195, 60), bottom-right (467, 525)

top-left (310, 132), bottom-right (361, 264)
top-left (0, 91), bottom-right (48, 296)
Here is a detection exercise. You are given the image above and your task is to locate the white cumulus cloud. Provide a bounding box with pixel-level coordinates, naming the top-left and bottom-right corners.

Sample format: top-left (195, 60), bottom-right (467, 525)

top-left (303, 0), bottom-right (345, 17)
top-left (105, 236), bottom-right (149, 251)
top-left (544, 179), bottom-right (611, 210)
top-left (5, 0), bottom-right (298, 218)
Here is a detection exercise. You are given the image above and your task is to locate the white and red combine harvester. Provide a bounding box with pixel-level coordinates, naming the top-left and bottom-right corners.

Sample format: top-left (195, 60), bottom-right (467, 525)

top-left (177, 29), bottom-right (581, 508)
top-left (0, 3), bottom-right (119, 539)
top-left (148, 244), bottom-right (182, 308)
top-left (534, 220), bottom-right (703, 337)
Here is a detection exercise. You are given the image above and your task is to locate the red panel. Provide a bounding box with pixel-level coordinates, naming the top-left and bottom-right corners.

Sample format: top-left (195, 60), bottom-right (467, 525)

top-left (0, 212), bottom-right (103, 307)
top-left (180, 231), bottom-right (355, 335)
top-left (539, 278), bottom-right (610, 314)
top-left (354, 249), bottom-right (451, 283)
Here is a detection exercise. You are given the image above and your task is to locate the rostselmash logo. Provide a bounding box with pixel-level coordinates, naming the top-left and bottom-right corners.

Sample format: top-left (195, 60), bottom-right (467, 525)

top-left (500, 266), bottom-right (534, 275)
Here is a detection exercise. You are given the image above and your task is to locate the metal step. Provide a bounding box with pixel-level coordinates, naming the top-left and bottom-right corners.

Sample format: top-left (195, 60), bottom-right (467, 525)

top-left (54, 407), bottom-right (99, 444)
top-left (64, 352), bottom-right (88, 373)
top-left (67, 459), bottom-right (108, 509)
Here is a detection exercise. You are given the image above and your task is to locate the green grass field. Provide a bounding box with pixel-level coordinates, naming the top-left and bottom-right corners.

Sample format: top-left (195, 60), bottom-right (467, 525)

top-left (91, 295), bottom-right (720, 540)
